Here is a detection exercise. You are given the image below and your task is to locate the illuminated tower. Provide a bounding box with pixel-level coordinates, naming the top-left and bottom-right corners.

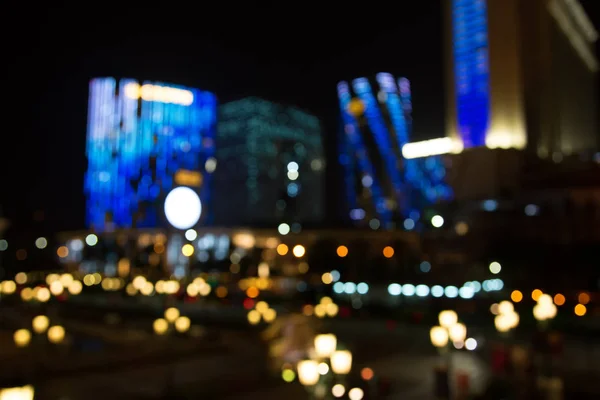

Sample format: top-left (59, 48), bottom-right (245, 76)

top-left (84, 78), bottom-right (217, 231)
top-left (445, 0), bottom-right (598, 155)
top-left (214, 97), bottom-right (325, 227)
top-left (338, 74), bottom-right (453, 229)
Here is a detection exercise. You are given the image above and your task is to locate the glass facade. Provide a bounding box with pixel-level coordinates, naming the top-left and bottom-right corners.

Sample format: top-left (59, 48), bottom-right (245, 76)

top-left (84, 78), bottom-right (217, 231)
top-left (338, 74), bottom-right (453, 229)
top-left (453, 0), bottom-right (491, 148)
top-left (214, 97), bottom-right (325, 227)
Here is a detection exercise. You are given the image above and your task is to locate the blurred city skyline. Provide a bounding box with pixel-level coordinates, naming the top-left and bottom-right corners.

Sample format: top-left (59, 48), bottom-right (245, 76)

top-left (2, 1), bottom-right (599, 233)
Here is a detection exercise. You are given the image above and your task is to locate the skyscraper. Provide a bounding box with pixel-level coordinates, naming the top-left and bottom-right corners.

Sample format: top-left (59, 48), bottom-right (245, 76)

top-left (445, 0), bottom-right (598, 156)
top-left (337, 74), bottom-right (453, 229)
top-left (85, 78), bottom-right (217, 231)
top-left (214, 97), bottom-right (325, 227)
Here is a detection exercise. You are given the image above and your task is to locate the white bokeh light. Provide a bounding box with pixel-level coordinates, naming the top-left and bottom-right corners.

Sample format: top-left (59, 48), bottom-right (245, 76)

top-left (431, 215), bottom-right (444, 228)
top-left (164, 187), bottom-right (202, 230)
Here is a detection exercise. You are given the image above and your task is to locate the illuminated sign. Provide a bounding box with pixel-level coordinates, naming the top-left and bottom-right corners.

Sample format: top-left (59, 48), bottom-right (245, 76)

top-left (402, 138), bottom-right (464, 159)
top-left (174, 170), bottom-right (203, 187)
top-left (453, 0), bottom-right (491, 148)
top-left (124, 82), bottom-right (194, 106)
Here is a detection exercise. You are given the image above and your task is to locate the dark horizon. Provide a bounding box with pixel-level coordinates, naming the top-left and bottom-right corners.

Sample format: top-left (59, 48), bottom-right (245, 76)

top-left (2, 2), bottom-right (598, 236)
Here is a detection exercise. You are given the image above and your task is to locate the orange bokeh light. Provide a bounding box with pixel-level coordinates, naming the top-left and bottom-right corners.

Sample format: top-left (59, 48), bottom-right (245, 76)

top-left (56, 246), bottom-right (69, 258)
top-left (553, 294), bottom-right (565, 306)
top-left (383, 246), bottom-right (394, 258)
top-left (511, 290), bottom-right (523, 303)
top-left (578, 292), bottom-right (590, 305)
top-left (276, 244), bottom-right (289, 256)
top-left (336, 246), bottom-right (348, 258)
top-left (531, 289), bottom-right (542, 301)
top-left (361, 367), bottom-right (374, 381)
top-left (574, 304), bottom-right (587, 317)
top-left (246, 286), bottom-right (259, 298)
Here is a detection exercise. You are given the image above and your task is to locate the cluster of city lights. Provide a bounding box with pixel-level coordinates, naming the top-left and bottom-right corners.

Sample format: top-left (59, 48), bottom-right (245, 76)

top-left (386, 279), bottom-right (503, 299)
top-left (430, 310), bottom-right (478, 351)
top-left (301, 296), bottom-right (339, 318)
top-left (508, 288), bottom-right (590, 317)
top-left (247, 301), bottom-right (277, 325)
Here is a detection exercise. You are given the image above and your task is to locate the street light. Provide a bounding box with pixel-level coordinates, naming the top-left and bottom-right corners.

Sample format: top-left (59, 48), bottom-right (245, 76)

top-left (533, 294), bottom-right (557, 323)
top-left (13, 329), bottom-right (31, 348)
top-left (297, 360), bottom-right (320, 386)
top-left (449, 323), bottom-right (467, 342)
top-left (430, 326), bottom-right (449, 349)
top-left (439, 310), bottom-right (458, 329)
top-left (330, 350), bottom-right (352, 375)
top-left (0, 385), bottom-right (34, 400)
top-left (47, 326), bottom-right (65, 344)
top-left (348, 387), bottom-right (364, 400)
top-left (314, 334), bottom-right (337, 359)
top-left (32, 315), bottom-right (49, 334)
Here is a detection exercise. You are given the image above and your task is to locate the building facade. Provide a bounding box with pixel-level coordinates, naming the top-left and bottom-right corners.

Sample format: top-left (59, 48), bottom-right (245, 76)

top-left (84, 78), bottom-right (217, 231)
top-left (337, 74), bottom-right (454, 230)
top-left (445, 0), bottom-right (598, 156)
top-left (214, 97), bottom-right (325, 227)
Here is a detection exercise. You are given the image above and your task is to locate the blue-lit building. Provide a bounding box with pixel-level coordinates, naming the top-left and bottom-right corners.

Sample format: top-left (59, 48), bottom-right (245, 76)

top-left (337, 74), bottom-right (453, 229)
top-left (445, 0), bottom-right (597, 155)
top-left (214, 97), bottom-right (325, 227)
top-left (85, 78), bottom-right (217, 231)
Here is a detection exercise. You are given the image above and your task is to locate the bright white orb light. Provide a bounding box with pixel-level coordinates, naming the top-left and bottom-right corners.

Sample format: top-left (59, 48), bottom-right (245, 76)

top-left (164, 187), bottom-right (202, 230)
top-left (431, 215), bottom-right (444, 228)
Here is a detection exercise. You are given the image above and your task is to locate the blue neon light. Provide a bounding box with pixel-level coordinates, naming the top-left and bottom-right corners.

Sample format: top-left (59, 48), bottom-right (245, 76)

top-left (453, 0), bottom-right (490, 148)
top-left (337, 75), bottom-right (454, 227)
top-left (84, 78), bottom-right (217, 230)
top-left (337, 82), bottom-right (391, 224)
top-left (352, 77), bottom-right (405, 201)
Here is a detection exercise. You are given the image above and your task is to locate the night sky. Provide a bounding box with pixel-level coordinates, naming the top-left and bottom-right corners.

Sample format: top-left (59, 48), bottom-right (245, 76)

top-left (2, 2), bottom-right (599, 236)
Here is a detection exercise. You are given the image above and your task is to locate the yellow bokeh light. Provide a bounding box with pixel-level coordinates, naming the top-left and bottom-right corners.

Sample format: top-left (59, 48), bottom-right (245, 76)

top-left (48, 325), bottom-right (65, 344)
top-left (20, 287), bottom-right (33, 301)
top-left (247, 310), bottom-right (261, 325)
top-left (383, 246), bottom-right (394, 258)
top-left (574, 304), bottom-right (587, 317)
top-left (68, 280), bottom-right (83, 295)
top-left (277, 244), bottom-right (289, 256)
top-left (14, 329), bottom-right (31, 348)
top-left (46, 273), bottom-right (60, 285)
top-left (0, 280), bottom-right (16, 295)
top-left (314, 304), bottom-right (326, 318)
top-left (292, 245), bottom-right (306, 258)
top-left (153, 318), bottom-right (169, 335)
top-left (50, 281), bottom-right (64, 296)
top-left (336, 246), bottom-right (348, 258)
top-left (164, 307), bottom-right (180, 323)
top-left (59, 273), bottom-right (74, 287)
top-left (321, 273), bottom-right (333, 285)
top-left (320, 296), bottom-right (333, 305)
top-left (15, 272), bottom-right (27, 285)
top-left (326, 303), bottom-right (339, 317)
top-left (174, 316), bottom-right (191, 333)
top-left (262, 308), bottom-right (277, 323)
top-left (511, 290), bottom-right (523, 303)
top-left (578, 292), bottom-right (590, 305)
top-left (182, 244), bottom-right (195, 257)
top-left (32, 315), bottom-right (50, 334)
top-left (553, 293), bottom-right (566, 306)
top-left (255, 301), bottom-right (269, 313)
top-left (531, 289), bottom-right (542, 301)
top-left (36, 287), bottom-right (51, 302)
